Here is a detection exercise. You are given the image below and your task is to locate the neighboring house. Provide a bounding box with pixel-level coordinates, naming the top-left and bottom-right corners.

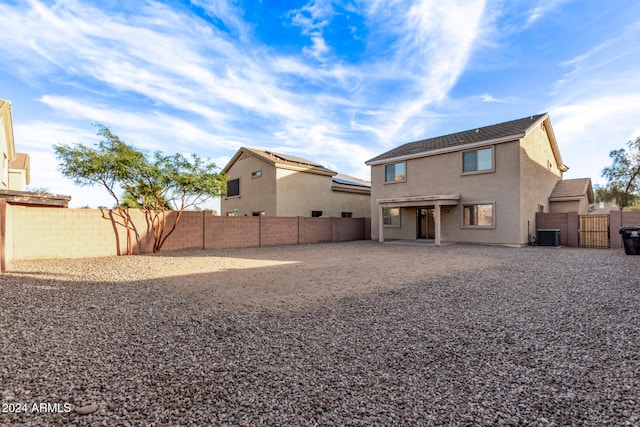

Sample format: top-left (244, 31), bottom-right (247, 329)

top-left (365, 113), bottom-right (575, 246)
top-left (8, 152), bottom-right (30, 191)
top-left (1, 99), bottom-right (30, 191)
top-left (549, 178), bottom-right (594, 214)
top-left (0, 99), bottom-right (70, 207)
top-left (589, 201), bottom-right (619, 214)
top-left (221, 147), bottom-right (370, 217)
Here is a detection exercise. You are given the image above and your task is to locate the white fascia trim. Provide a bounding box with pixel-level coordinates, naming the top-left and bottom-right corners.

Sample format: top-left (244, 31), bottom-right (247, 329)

top-left (376, 195), bottom-right (461, 204)
top-left (276, 163), bottom-right (336, 176)
top-left (549, 196), bottom-right (583, 202)
top-left (365, 134), bottom-right (524, 166)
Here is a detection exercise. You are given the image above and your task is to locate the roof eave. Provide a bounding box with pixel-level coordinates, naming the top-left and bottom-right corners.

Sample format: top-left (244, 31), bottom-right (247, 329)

top-left (365, 133), bottom-right (525, 166)
top-left (331, 184), bottom-right (371, 194)
top-left (538, 115), bottom-right (569, 172)
top-left (276, 162), bottom-right (336, 176)
top-left (0, 100), bottom-right (16, 160)
top-left (222, 147), bottom-right (276, 174)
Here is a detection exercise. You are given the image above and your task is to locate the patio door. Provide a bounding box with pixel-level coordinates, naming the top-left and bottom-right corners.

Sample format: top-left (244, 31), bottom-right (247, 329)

top-left (417, 208), bottom-right (435, 239)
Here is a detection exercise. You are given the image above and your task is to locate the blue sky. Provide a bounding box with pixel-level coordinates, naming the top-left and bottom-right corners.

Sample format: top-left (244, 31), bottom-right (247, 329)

top-left (1, 0), bottom-right (639, 209)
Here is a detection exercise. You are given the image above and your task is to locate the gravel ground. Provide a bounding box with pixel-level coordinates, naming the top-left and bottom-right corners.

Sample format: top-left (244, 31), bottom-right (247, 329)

top-left (1, 241), bottom-right (639, 426)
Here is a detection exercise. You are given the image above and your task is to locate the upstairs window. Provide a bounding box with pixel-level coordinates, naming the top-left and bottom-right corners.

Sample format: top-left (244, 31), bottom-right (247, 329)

top-left (462, 147), bottom-right (493, 174)
top-left (384, 162), bottom-right (406, 182)
top-left (311, 210), bottom-right (323, 217)
top-left (227, 178), bottom-right (240, 197)
top-left (341, 212), bottom-right (353, 218)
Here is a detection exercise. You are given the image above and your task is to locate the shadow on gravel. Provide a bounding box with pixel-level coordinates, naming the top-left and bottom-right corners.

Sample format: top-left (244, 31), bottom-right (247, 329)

top-left (1, 245), bottom-right (639, 425)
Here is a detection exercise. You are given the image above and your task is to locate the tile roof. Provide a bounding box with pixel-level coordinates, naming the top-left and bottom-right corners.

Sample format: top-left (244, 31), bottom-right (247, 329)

top-left (223, 147), bottom-right (337, 175)
top-left (366, 113), bottom-right (548, 164)
top-left (550, 178), bottom-right (594, 203)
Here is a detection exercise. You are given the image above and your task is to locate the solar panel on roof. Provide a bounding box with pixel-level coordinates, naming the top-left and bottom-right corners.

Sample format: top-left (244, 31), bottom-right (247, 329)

top-left (266, 151), bottom-right (323, 167)
top-left (332, 176), bottom-right (370, 187)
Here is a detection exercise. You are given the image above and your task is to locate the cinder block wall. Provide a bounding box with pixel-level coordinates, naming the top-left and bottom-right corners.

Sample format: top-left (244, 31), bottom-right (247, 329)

top-left (535, 212), bottom-right (571, 246)
top-left (299, 217), bottom-right (332, 244)
top-left (536, 211), bottom-right (640, 249)
top-left (613, 211), bottom-right (640, 249)
top-left (333, 217), bottom-right (365, 242)
top-left (205, 216), bottom-right (260, 249)
top-left (260, 217), bottom-right (299, 246)
top-left (10, 206), bottom-right (128, 258)
top-left (2, 205), bottom-right (369, 263)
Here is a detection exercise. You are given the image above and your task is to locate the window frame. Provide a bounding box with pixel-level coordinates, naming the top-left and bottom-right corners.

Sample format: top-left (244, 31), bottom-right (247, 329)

top-left (382, 207), bottom-right (401, 227)
top-left (251, 170), bottom-right (262, 178)
top-left (311, 210), bottom-right (323, 217)
top-left (384, 161), bottom-right (406, 183)
top-left (462, 202), bottom-right (495, 229)
top-left (461, 146), bottom-right (494, 175)
top-left (226, 178), bottom-right (240, 197)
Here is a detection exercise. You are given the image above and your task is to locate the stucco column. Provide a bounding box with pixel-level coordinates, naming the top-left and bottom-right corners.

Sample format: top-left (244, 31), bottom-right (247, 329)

top-left (434, 202), bottom-right (441, 246)
top-left (378, 204), bottom-right (385, 243)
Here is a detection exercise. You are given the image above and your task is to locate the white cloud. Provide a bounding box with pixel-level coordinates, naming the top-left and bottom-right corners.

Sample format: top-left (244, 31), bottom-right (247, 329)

top-left (525, 0), bottom-right (570, 27)
top-left (477, 93), bottom-right (509, 103)
top-left (547, 16), bottom-right (640, 185)
top-left (0, 0), bottom-right (497, 205)
top-left (550, 94), bottom-right (640, 185)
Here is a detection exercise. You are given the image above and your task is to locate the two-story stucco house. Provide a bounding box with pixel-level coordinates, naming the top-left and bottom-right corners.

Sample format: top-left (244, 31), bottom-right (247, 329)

top-left (1, 99), bottom-right (70, 207)
top-left (365, 113), bottom-right (571, 246)
top-left (1, 100), bottom-right (30, 191)
top-left (221, 147), bottom-right (370, 217)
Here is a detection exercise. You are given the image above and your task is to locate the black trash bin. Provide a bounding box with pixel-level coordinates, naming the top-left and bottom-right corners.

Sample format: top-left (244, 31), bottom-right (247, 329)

top-left (619, 226), bottom-right (640, 255)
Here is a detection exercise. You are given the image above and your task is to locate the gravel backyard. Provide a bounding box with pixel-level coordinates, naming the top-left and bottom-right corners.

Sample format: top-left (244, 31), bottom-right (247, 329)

top-left (1, 241), bottom-right (638, 426)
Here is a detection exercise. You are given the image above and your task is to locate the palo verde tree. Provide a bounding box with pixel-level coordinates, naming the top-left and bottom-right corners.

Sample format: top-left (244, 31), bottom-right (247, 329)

top-left (601, 136), bottom-right (640, 210)
top-left (54, 124), bottom-right (226, 254)
top-left (124, 151), bottom-right (226, 253)
top-left (54, 125), bottom-right (146, 255)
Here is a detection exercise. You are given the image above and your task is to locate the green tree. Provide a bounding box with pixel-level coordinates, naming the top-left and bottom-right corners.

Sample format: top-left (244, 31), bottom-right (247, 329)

top-left (27, 186), bottom-right (51, 194)
top-left (54, 124), bottom-right (226, 254)
top-left (54, 125), bottom-right (145, 255)
top-left (601, 136), bottom-right (640, 211)
top-left (124, 151), bottom-right (226, 253)
top-left (119, 189), bottom-right (172, 210)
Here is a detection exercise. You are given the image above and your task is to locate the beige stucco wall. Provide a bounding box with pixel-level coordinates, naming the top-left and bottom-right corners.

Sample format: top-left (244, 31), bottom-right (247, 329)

top-left (370, 126), bottom-right (563, 245)
top-left (371, 140), bottom-right (523, 245)
top-left (276, 168), bottom-right (370, 217)
top-left (8, 169), bottom-right (27, 191)
top-left (328, 188), bottom-right (371, 218)
top-left (221, 155), bottom-right (277, 216)
top-left (0, 105), bottom-right (11, 190)
top-left (518, 122), bottom-right (564, 242)
top-left (549, 199), bottom-right (587, 214)
top-left (222, 152), bottom-right (370, 217)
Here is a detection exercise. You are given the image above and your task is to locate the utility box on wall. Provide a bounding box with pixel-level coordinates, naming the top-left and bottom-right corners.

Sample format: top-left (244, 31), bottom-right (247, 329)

top-left (537, 229), bottom-right (561, 246)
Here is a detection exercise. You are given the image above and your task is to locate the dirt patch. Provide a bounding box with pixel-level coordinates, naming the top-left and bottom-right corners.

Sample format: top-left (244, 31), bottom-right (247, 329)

top-left (8, 242), bottom-right (498, 311)
top-left (146, 242), bottom-right (498, 310)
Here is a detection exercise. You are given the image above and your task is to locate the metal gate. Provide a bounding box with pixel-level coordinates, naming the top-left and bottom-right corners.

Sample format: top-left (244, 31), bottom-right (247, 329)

top-left (579, 214), bottom-right (610, 248)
